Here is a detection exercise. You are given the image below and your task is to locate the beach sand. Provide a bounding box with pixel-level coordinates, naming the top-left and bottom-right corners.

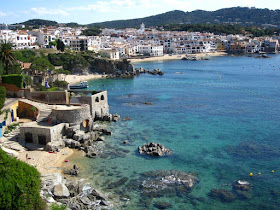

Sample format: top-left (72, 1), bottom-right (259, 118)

top-left (65, 74), bottom-right (105, 85)
top-left (18, 147), bottom-right (75, 175)
top-left (129, 52), bottom-right (227, 63)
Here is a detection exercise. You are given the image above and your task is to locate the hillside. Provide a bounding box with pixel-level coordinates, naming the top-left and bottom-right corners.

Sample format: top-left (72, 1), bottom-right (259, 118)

top-left (89, 7), bottom-right (280, 28)
top-left (19, 19), bottom-right (58, 26)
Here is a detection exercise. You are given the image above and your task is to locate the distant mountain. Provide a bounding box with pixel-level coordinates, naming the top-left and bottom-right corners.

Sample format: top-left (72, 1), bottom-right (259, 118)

top-left (89, 7), bottom-right (280, 28)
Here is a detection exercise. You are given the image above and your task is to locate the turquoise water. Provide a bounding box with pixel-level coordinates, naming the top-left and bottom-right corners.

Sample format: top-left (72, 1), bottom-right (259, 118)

top-left (73, 55), bottom-right (280, 209)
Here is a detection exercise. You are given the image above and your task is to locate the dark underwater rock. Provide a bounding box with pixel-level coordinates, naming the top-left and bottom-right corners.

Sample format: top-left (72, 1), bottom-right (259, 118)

top-left (154, 201), bottom-right (173, 209)
top-left (209, 189), bottom-right (235, 202)
top-left (225, 141), bottom-right (280, 159)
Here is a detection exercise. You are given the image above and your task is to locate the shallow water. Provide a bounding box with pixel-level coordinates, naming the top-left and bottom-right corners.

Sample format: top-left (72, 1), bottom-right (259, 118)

top-left (71, 55), bottom-right (280, 209)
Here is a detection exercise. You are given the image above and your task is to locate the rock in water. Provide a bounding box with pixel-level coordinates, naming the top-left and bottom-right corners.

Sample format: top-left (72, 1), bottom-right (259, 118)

top-left (154, 202), bottom-right (173, 209)
top-left (138, 142), bottom-right (171, 156)
top-left (139, 170), bottom-right (198, 197)
top-left (54, 184), bottom-right (70, 198)
top-left (209, 189), bottom-right (235, 202)
top-left (232, 180), bottom-right (250, 191)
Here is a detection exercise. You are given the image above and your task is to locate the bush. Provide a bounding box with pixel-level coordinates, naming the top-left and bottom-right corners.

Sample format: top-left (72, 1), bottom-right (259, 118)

top-left (2, 74), bottom-right (24, 88)
top-left (53, 80), bottom-right (68, 88)
top-left (54, 69), bottom-right (71, 75)
top-left (0, 148), bottom-right (45, 209)
top-left (0, 86), bottom-right (6, 111)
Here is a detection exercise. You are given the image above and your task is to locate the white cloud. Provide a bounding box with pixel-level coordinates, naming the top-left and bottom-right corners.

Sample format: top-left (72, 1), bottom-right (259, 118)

top-left (31, 7), bottom-right (69, 16)
top-left (0, 11), bottom-right (7, 16)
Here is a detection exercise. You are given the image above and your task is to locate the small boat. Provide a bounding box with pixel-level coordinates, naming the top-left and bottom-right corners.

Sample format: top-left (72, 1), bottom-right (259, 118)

top-left (69, 81), bottom-right (88, 89)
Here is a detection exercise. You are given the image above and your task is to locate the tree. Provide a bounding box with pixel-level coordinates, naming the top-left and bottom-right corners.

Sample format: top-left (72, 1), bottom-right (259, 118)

top-left (30, 57), bottom-right (54, 73)
top-left (56, 39), bottom-right (65, 52)
top-left (0, 62), bottom-right (4, 76)
top-left (0, 41), bottom-right (16, 75)
top-left (80, 41), bottom-right (85, 51)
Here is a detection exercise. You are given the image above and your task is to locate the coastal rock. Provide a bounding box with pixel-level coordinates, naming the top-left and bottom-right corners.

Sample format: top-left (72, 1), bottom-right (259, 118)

top-left (209, 189), bottom-right (235, 202)
top-left (46, 140), bottom-right (65, 152)
top-left (112, 113), bottom-right (121, 122)
top-left (53, 184), bottom-right (70, 198)
top-left (41, 173), bottom-right (66, 188)
top-left (97, 136), bottom-right (105, 141)
top-left (232, 180), bottom-right (250, 191)
top-left (73, 131), bottom-right (85, 141)
top-left (123, 117), bottom-right (131, 121)
top-left (138, 142), bottom-right (171, 156)
top-left (139, 170), bottom-right (198, 197)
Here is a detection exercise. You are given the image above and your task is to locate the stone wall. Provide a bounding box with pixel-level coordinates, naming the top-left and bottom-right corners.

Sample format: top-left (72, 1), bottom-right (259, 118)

top-left (25, 90), bottom-right (69, 104)
top-left (20, 122), bottom-right (66, 145)
top-left (49, 105), bottom-right (91, 124)
top-left (70, 91), bottom-right (109, 120)
top-left (0, 83), bottom-right (25, 98)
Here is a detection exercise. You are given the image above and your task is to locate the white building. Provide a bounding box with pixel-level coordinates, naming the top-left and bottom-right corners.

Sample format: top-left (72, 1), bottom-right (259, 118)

top-left (138, 45), bottom-right (163, 56)
top-left (99, 49), bottom-right (120, 60)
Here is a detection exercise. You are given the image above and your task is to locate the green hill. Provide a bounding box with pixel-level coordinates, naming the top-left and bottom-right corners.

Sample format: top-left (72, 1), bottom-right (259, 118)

top-left (89, 7), bottom-right (280, 28)
top-left (19, 19), bottom-right (58, 27)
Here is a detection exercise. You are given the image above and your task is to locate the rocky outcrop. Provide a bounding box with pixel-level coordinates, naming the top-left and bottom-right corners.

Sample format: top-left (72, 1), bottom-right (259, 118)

top-left (138, 142), bottom-right (171, 156)
top-left (41, 173), bottom-right (111, 209)
top-left (139, 170), bottom-right (198, 197)
top-left (232, 180), bottom-right (250, 191)
top-left (88, 58), bottom-right (135, 76)
top-left (136, 68), bottom-right (164, 75)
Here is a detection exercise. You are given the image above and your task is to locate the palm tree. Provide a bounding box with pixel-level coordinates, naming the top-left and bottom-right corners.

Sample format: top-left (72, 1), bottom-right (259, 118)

top-left (0, 41), bottom-right (16, 75)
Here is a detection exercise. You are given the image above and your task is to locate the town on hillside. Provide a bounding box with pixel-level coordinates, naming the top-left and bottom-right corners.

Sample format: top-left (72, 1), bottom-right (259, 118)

top-left (0, 22), bottom-right (280, 57)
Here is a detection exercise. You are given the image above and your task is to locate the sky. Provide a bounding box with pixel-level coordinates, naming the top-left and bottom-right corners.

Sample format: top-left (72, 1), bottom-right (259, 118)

top-left (0, 0), bottom-right (280, 24)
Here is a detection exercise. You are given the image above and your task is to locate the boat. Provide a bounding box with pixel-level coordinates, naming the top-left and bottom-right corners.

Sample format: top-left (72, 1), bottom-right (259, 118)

top-left (69, 81), bottom-right (88, 89)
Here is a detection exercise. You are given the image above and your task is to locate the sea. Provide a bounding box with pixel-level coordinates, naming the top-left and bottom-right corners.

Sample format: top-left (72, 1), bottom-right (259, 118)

top-left (70, 55), bottom-right (280, 209)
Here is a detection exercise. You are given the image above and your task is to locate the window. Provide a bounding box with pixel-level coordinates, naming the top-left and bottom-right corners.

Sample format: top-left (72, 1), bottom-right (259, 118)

top-left (38, 135), bottom-right (47, 145)
top-left (95, 97), bottom-right (99, 102)
top-left (101, 95), bottom-right (105, 100)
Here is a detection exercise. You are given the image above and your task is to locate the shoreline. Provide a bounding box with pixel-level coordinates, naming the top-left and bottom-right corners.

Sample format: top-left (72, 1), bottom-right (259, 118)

top-left (18, 147), bottom-right (74, 175)
top-left (65, 74), bottom-right (106, 85)
top-left (129, 52), bottom-right (227, 63)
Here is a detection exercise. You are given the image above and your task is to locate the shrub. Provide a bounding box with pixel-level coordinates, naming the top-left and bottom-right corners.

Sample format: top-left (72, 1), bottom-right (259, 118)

top-left (2, 74), bottom-right (24, 88)
top-left (0, 148), bottom-right (45, 209)
top-left (0, 86), bottom-right (6, 111)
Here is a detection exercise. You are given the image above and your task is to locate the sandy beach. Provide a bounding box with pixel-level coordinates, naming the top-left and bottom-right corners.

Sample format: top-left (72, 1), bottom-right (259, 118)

top-left (129, 52), bottom-right (227, 63)
top-left (65, 74), bottom-right (105, 85)
top-left (18, 147), bottom-right (75, 175)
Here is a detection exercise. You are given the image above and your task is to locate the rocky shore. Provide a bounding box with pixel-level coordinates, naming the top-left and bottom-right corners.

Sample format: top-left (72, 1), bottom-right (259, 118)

top-left (41, 173), bottom-right (112, 209)
top-left (138, 142), bottom-right (171, 156)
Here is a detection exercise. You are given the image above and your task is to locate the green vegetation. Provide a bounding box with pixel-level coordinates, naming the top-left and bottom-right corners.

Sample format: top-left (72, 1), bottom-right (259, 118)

top-left (0, 148), bottom-right (44, 209)
top-left (0, 62), bottom-right (4, 76)
top-left (162, 24), bottom-right (280, 36)
top-left (19, 19), bottom-right (58, 27)
top-left (30, 57), bottom-right (54, 72)
top-left (23, 74), bottom-right (32, 87)
top-left (0, 86), bottom-right (6, 111)
top-left (0, 41), bottom-right (16, 75)
top-left (89, 7), bottom-right (280, 29)
top-left (82, 27), bottom-right (102, 36)
top-left (50, 203), bottom-right (67, 210)
top-left (14, 50), bottom-right (36, 63)
top-left (47, 53), bottom-right (89, 70)
top-left (54, 69), bottom-right (71, 75)
top-left (56, 39), bottom-right (65, 52)
top-left (2, 74), bottom-right (24, 88)
top-left (53, 80), bottom-right (68, 88)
